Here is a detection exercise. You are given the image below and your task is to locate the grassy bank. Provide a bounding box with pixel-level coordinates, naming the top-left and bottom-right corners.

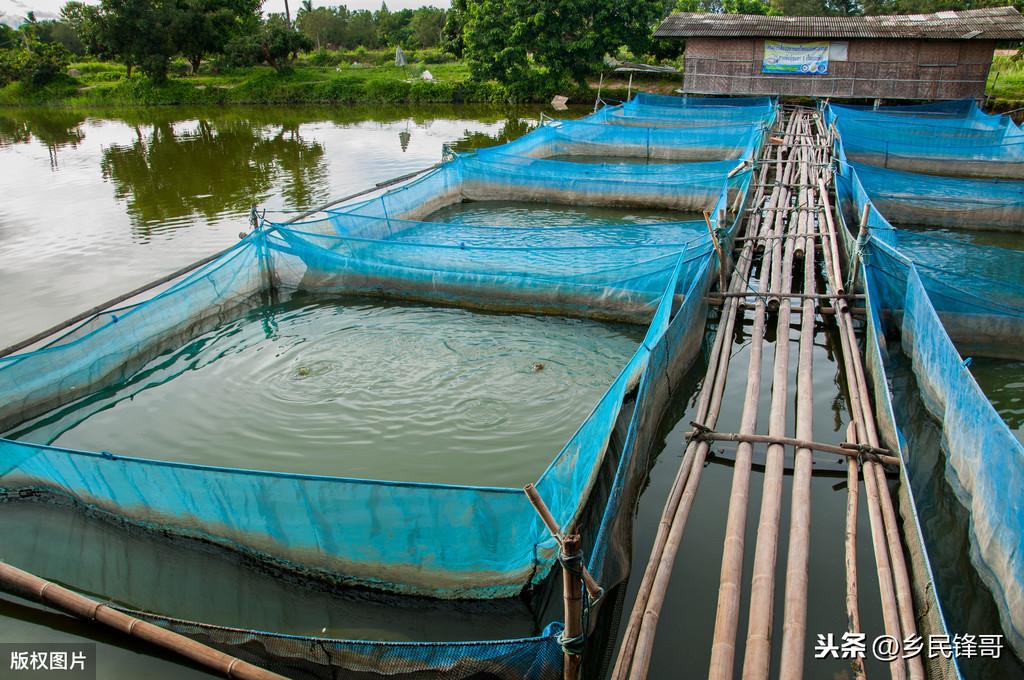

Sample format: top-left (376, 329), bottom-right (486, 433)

top-left (0, 60), bottom-right (517, 107)
top-left (0, 47), bottom-right (672, 108)
top-left (986, 54), bottom-right (1024, 112)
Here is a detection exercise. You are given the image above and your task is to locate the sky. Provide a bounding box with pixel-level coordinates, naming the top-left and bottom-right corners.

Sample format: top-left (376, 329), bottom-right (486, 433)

top-left (0, 0), bottom-right (449, 26)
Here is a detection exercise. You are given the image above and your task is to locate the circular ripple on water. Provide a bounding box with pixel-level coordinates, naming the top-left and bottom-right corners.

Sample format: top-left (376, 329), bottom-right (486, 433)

top-left (50, 298), bottom-right (644, 486)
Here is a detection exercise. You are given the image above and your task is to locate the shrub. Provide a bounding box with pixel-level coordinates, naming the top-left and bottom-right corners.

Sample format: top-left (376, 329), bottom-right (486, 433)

top-left (307, 48), bottom-right (343, 67)
top-left (18, 42), bottom-right (72, 86)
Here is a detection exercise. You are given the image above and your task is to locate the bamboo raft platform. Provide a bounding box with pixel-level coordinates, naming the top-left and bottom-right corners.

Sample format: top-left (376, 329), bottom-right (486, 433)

top-left (610, 106), bottom-right (924, 680)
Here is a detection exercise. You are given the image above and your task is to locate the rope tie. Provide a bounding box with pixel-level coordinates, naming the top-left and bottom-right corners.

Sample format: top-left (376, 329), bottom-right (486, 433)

top-left (557, 550), bottom-right (589, 656)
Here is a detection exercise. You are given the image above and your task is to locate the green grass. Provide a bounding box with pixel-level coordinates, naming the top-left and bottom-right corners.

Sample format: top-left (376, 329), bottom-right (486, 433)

top-left (986, 54), bottom-right (1024, 111)
top-left (0, 54), bottom-right (515, 107)
top-left (0, 47), bottom-right (663, 107)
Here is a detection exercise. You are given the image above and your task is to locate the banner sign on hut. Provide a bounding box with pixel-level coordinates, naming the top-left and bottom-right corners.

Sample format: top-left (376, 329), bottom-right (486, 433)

top-left (762, 41), bottom-right (829, 75)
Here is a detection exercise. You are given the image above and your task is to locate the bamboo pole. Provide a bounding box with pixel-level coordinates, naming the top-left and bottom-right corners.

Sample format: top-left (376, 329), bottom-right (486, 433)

top-left (707, 174), bottom-right (774, 680)
top-left (778, 134), bottom-right (816, 678)
top-left (562, 534), bottom-right (584, 680)
top-left (0, 562), bottom-right (286, 680)
top-left (523, 484), bottom-right (602, 600)
top-left (704, 210), bottom-right (728, 293)
top-left (612, 130), bottom-right (773, 680)
top-left (845, 421), bottom-right (868, 680)
top-left (814, 152), bottom-right (910, 680)
top-left (741, 122), bottom-right (799, 680)
top-left (687, 431), bottom-right (897, 467)
top-left (625, 239), bottom-right (756, 680)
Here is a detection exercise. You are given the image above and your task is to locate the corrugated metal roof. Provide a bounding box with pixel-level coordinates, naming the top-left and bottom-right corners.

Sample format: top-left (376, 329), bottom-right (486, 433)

top-left (655, 7), bottom-right (1024, 40)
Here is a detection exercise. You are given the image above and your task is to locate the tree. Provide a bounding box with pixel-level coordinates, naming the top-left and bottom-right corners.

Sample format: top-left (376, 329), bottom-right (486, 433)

top-left (346, 10), bottom-right (378, 48)
top-left (175, 0), bottom-right (261, 74)
top-left (83, 0), bottom-right (180, 81)
top-left (235, 15), bottom-right (313, 72)
top-left (60, 2), bottom-right (105, 55)
top-left (407, 7), bottom-right (446, 48)
top-left (462, 0), bottom-right (667, 96)
top-left (441, 0), bottom-right (466, 56)
top-left (297, 6), bottom-right (348, 49)
top-left (377, 6), bottom-right (415, 47)
top-left (0, 23), bottom-right (17, 51)
top-left (28, 20), bottom-right (85, 55)
top-left (17, 40), bottom-right (72, 85)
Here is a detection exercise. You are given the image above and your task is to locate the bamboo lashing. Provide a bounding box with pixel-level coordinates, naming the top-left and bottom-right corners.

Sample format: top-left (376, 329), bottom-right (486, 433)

top-left (0, 561), bottom-right (286, 680)
top-left (523, 483), bottom-right (602, 600)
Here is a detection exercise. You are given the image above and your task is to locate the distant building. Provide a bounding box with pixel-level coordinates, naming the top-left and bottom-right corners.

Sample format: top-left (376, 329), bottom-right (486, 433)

top-left (654, 7), bottom-right (1024, 100)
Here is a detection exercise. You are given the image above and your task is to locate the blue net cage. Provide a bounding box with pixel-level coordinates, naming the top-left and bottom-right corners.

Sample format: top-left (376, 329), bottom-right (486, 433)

top-left (825, 99), bottom-right (1024, 179)
top-left (0, 93), bottom-right (774, 678)
top-left (829, 103), bottom-right (1024, 661)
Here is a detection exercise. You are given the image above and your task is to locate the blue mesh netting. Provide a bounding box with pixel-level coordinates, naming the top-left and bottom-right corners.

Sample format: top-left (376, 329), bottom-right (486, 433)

top-left (592, 94), bottom-right (778, 129)
top-left (849, 161), bottom-right (1024, 232)
top-left (0, 93), bottom-right (773, 677)
top-left (830, 107), bottom-right (1024, 660)
top-left (487, 115), bottom-right (765, 161)
top-left (825, 99), bottom-right (1024, 179)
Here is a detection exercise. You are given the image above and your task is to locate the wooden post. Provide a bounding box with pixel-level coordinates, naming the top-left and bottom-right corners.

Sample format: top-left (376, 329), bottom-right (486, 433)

top-left (0, 562), bottom-right (286, 680)
top-left (704, 210), bottom-right (727, 293)
top-left (562, 534), bottom-right (584, 680)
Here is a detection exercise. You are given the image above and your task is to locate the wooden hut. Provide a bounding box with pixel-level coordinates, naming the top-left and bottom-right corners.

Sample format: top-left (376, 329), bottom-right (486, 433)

top-left (654, 7), bottom-right (1024, 100)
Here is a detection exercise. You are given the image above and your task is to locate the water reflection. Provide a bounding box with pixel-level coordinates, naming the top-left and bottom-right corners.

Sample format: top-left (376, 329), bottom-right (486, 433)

top-left (0, 106), bottom-right (555, 238)
top-left (0, 104), bottom-right (568, 348)
top-left (100, 119), bottom-right (329, 236)
top-left (0, 109), bottom-right (87, 170)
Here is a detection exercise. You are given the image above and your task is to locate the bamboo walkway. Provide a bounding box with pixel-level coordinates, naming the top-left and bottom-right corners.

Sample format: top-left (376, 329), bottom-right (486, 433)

top-left (609, 106), bottom-right (924, 680)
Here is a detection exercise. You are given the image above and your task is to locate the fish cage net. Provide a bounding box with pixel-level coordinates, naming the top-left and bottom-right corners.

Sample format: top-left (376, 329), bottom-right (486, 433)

top-left (832, 115), bottom-right (1024, 662)
top-left (825, 99), bottom-right (1024, 179)
top-left (0, 94), bottom-right (771, 678)
top-left (849, 161), bottom-right (1024, 232)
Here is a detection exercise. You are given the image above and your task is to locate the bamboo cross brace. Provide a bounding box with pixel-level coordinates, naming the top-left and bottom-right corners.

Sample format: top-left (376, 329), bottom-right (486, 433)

top-left (523, 483), bottom-right (603, 600)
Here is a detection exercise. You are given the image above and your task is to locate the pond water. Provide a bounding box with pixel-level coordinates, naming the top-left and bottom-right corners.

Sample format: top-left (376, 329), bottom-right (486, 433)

top-left (0, 105), bottom-right (556, 348)
top-left (0, 104), bottom-right (1021, 680)
top-left (10, 296), bottom-right (642, 486)
top-left (967, 357), bottom-right (1024, 443)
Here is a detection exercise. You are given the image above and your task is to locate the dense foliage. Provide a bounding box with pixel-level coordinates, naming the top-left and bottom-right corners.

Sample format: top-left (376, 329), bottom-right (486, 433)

top-left (461, 0), bottom-right (672, 97)
top-left (0, 0), bottom-right (1019, 95)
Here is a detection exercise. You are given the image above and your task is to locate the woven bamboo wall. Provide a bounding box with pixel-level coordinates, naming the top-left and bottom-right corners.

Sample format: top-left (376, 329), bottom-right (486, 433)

top-left (682, 37), bottom-right (995, 99)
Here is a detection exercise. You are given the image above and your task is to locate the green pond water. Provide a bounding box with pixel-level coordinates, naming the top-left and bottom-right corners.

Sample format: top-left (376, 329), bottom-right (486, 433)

top-left (11, 296), bottom-right (642, 486)
top-left (899, 223), bottom-right (1024, 443)
top-left (0, 105), bottom-right (1021, 680)
top-left (968, 357), bottom-right (1024, 443)
top-left (425, 199), bottom-right (697, 227)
